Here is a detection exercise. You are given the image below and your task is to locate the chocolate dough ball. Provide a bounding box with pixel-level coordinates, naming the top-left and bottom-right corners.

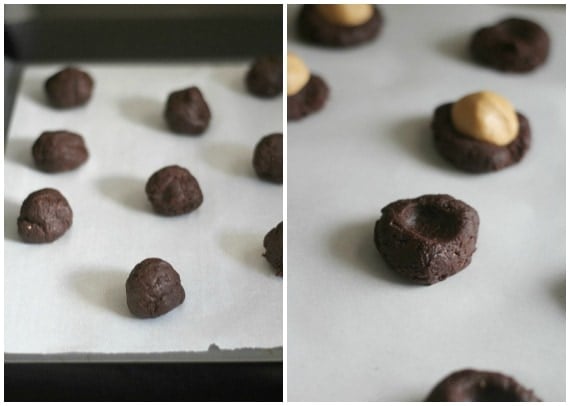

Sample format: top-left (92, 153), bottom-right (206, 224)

top-left (374, 194), bottom-right (479, 285)
top-left (126, 258), bottom-right (186, 318)
top-left (426, 369), bottom-right (541, 402)
top-left (164, 87), bottom-right (211, 135)
top-left (32, 130), bottom-right (89, 173)
top-left (245, 55), bottom-right (283, 98)
top-left (253, 133), bottom-right (283, 183)
top-left (44, 67), bottom-right (94, 109)
top-left (470, 17), bottom-right (550, 73)
top-left (145, 165), bottom-right (203, 216)
top-left (17, 188), bottom-right (73, 243)
top-left (263, 222), bottom-right (283, 277)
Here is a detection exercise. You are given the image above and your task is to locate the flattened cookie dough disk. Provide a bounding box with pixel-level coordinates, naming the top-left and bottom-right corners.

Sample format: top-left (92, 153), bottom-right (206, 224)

top-left (17, 188), bottom-right (73, 243)
top-left (245, 55), bottom-right (283, 98)
top-left (126, 258), bottom-right (185, 319)
top-left (32, 130), bottom-right (89, 173)
top-left (287, 75), bottom-right (329, 120)
top-left (426, 369), bottom-right (541, 402)
top-left (374, 194), bottom-right (479, 285)
top-left (432, 103), bottom-right (531, 173)
top-left (45, 67), bottom-right (94, 109)
top-left (297, 5), bottom-right (383, 47)
top-left (470, 17), bottom-right (550, 72)
top-left (264, 222), bottom-right (283, 276)
top-left (145, 165), bottom-right (203, 216)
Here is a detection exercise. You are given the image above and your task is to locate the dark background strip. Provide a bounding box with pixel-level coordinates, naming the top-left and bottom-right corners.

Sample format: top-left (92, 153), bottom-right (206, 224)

top-left (5, 362), bottom-right (283, 401)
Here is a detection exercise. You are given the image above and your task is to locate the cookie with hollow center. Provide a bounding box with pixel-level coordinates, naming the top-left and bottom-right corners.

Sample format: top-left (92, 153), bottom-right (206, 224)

top-left (297, 4), bottom-right (383, 47)
top-left (470, 17), bottom-right (550, 73)
top-left (45, 67), bottom-right (94, 109)
top-left (432, 91), bottom-right (531, 173)
top-left (426, 369), bottom-right (541, 401)
top-left (374, 194), bottom-right (479, 285)
top-left (126, 258), bottom-right (185, 318)
top-left (287, 53), bottom-right (329, 120)
top-left (17, 188), bottom-right (73, 243)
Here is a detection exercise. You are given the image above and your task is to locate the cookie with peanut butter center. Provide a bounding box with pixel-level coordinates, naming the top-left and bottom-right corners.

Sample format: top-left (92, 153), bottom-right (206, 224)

top-left (432, 91), bottom-right (531, 173)
top-left (287, 53), bottom-right (329, 121)
top-left (297, 4), bottom-right (383, 47)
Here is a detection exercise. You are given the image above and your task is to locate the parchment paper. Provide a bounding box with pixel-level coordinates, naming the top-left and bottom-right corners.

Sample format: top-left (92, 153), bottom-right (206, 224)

top-left (287, 4), bottom-right (564, 401)
top-left (5, 63), bottom-right (283, 359)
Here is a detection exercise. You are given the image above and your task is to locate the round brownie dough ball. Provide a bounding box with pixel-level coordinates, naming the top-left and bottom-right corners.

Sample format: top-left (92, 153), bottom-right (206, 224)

top-left (426, 369), bottom-right (541, 401)
top-left (126, 258), bottom-right (186, 318)
top-left (164, 87), bottom-right (211, 135)
top-left (44, 67), bottom-right (94, 109)
top-left (470, 17), bottom-right (550, 73)
top-left (17, 188), bottom-right (73, 243)
top-left (432, 103), bottom-right (531, 173)
top-left (297, 5), bottom-right (383, 47)
top-left (145, 165), bottom-right (203, 216)
top-left (245, 55), bottom-right (283, 98)
top-left (253, 133), bottom-right (283, 183)
top-left (32, 130), bottom-right (89, 173)
top-left (374, 194), bottom-right (479, 285)
top-left (263, 222), bottom-right (283, 277)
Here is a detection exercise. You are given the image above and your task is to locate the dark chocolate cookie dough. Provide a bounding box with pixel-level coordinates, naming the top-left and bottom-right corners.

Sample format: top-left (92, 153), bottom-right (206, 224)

top-left (32, 130), bottom-right (88, 173)
top-left (470, 17), bottom-right (550, 73)
top-left (17, 188), bottom-right (73, 243)
top-left (432, 103), bottom-right (531, 173)
top-left (426, 369), bottom-right (541, 402)
top-left (288, 75), bottom-right (329, 121)
top-left (164, 87), bottom-right (211, 135)
top-left (263, 222), bottom-right (283, 277)
top-left (45, 67), bottom-right (94, 109)
top-left (253, 133), bottom-right (283, 183)
top-left (145, 165), bottom-right (203, 216)
top-left (246, 55), bottom-right (283, 98)
top-left (126, 258), bottom-right (185, 318)
top-left (374, 194), bottom-right (479, 285)
top-left (297, 5), bottom-right (382, 47)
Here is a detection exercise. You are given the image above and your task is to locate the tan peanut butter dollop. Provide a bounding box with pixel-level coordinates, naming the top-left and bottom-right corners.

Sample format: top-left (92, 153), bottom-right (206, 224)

top-left (451, 91), bottom-right (519, 146)
top-left (315, 4), bottom-right (374, 27)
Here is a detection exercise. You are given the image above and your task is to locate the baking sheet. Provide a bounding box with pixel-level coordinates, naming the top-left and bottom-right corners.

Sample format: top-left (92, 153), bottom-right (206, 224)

top-left (5, 63), bottom-right (283, 359)
top-left (287, 4), bottom-right (564, 401)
